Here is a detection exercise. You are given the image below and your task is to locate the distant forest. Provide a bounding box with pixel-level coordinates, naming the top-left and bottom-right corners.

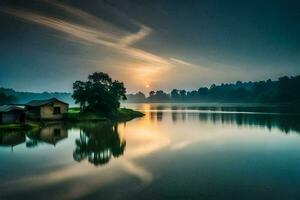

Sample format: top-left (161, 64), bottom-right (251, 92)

top-left (1, 75), bottom-right (299, 106)
top-left (126, 75), bottom-right (300, 104)
top-left (0, 88), bottom-right (73, 105)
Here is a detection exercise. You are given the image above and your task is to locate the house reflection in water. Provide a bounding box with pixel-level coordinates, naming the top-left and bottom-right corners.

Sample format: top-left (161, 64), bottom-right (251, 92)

top-left (39, 124), bottom-right (68, 145)
top-left (0, 132), bottom-right (26, 151)
top-left (0, 124), bottom-right (68, 150)
top-left (0, 122), bottom-right (126, 167)
top-left (28, 123), bottom-right (68, 146)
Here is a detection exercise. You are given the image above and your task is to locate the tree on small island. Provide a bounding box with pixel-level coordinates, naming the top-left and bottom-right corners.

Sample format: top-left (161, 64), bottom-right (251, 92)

top-left (72, 72), bottom-right (127, 114)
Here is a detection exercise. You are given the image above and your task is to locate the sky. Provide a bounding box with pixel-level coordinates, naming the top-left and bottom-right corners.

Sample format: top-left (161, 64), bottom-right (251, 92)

top-left (0, 0), bottom-right (300, 93)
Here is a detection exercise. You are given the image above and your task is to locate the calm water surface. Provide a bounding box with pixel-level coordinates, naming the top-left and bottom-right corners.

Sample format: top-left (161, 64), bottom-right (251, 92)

top-left (1, 103), bottom-right (300, 200)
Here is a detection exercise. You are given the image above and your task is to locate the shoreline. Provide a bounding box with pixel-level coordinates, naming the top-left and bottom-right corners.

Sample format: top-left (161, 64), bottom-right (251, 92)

top-left (65, 108), bottom-right (145, 123)
top-left (0, 122), bottom-right (40, 132)
top-left (0, 108), bottom-right (145, 132)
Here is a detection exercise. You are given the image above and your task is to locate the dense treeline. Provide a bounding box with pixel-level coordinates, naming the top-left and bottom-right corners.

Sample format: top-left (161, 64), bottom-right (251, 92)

top-left (126, 75), bottom-right (300, 104)
top-left (1, 75), bottom-right (299, 105)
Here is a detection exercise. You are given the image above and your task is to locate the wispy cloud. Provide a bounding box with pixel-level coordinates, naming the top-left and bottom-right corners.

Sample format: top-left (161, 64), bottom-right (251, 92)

top-left (121, 159), bottom-right (153, 183)
top-left (1, 1), bottom-right (169, 66)
top-left (119, 25), bottom-right (152, 47)
top-left (1, 0), bottom-right (212, 91)
top-left (170, 57), bottom-right (198, 68)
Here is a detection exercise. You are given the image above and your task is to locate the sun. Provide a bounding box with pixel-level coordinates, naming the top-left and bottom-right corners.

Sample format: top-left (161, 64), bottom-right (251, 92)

top-left (145, 84), bottom-right (150, 88)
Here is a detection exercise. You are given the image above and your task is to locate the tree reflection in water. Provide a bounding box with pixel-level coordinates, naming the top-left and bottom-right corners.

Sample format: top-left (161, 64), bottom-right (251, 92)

top-left (73, 122), bottom-right (126, 166)
top-left (145, 105), bottom-right (300, 134)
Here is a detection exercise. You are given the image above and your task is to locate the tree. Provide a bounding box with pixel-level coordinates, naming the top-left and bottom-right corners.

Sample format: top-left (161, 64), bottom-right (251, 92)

top-left (155, 90), bottom-right (169, 101)
top-left (149, 91), bottom-right (155, 97)
top-left (126, 92), bottom-right (146, 102)
top-left (136, 92), bottom-right (146, 100)
top-left (72, 72), bottom-right (127, 114)
top-left (148, 90), bottom-right (169, 102)
top-left (171, 89), bottom-right (180, 101)
top-left (179, 90), bottom-right (186, 101)
top-left (198, 87), bottom-right (209, 96)
top-left (72, 81), bottom-right (87, 111)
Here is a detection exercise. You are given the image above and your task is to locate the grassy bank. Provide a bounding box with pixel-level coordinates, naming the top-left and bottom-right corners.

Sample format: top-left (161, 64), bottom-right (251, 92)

top-left (0, 108), bottom-right (144, 132)
top-left (0, 122), bottom-right (40, 132)
top-left (113, 108), bottom-right (145, 122)
top-left (65, 107), bottom-right (145, 122)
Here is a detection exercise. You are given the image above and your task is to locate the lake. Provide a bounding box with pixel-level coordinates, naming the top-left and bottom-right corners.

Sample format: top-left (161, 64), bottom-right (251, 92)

top-left (1, 103), bottom-right (300, 200)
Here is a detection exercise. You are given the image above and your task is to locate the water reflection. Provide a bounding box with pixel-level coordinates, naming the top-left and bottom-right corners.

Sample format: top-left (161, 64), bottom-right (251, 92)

top-left (27, 123), bottom-right (68, 147)
top-left (2, 105), bottom-right (300, 199)
top-left (134, 104), bottom-right (300, 134)
top-left (133, 103), bottom-right (300, 114)
top-left (1, 107), bottom-right (300, 167)
top-left (0, 122), bottom-right (126, 167)
top-left (167, 112), bottom-right (300, 133)
top-left (0, 132), bottom-right (25, 151)
top-left (73, 122), bottom-right (125, 166)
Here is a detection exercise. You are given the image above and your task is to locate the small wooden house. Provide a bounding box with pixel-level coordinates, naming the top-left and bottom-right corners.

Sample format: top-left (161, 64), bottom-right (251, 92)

top-left (25, 98), bottom-right (69, 120)
top-left (0, 105), bottom-right (26, 124)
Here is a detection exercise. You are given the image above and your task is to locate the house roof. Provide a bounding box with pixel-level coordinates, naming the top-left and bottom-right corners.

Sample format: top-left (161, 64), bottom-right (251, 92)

top-left (26, 98), bottom-right (68, 107)
top-left (0, 105), bottom-right (25, 113)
